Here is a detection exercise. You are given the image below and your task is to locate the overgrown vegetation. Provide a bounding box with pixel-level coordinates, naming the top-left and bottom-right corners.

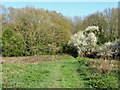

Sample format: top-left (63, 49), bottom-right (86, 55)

top-left (1, 5), bottom-right (119, 59)
top-left (2, 6), bottom-right (71, 56)
top-left (77, 57), bottom-right (119, 88)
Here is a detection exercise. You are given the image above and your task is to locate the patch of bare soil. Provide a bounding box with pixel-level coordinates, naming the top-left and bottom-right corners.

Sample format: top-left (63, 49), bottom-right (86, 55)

top-left (1, 55), bottom-right (71, 64)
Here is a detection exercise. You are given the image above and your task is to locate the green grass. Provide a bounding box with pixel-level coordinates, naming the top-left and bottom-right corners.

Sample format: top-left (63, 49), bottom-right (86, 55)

top-left (76, 57), bottom-right (119, 88)
top-left (2, 56), bottom-right (119, 88)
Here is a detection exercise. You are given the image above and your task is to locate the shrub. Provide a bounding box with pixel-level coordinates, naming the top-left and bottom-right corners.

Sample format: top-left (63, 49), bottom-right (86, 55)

top-left (96, 39), bottom-right (120, 59)
top-left (113, 39), bottom-right (120, 56)
top-left (68, 26), bottom-right (99, 57)
top-left (2, 28), bottom-right (28, 56)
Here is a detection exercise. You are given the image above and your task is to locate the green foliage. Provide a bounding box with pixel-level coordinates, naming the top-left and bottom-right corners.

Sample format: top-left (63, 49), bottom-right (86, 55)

top-left (87, 75), bottom-right (118, 88)
top-left (2, 28), bottom-right (28, 56)
top-left (2, 7), bottom-right (71, 56)
top-left (97, 27), bottom-right (106, 45)
top-left (77, 57), bottom-right (118, 88)
top-left (1, 6), bottom-right (119, 57)
top-left (2, 63), bottom-right (50, 88)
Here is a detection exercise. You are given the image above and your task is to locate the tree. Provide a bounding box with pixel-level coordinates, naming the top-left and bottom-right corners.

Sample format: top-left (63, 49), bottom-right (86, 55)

top-left (72, 8), bottom-right (119, 45)
top-left (68, 26), bottom-right (99, 57)
top-left (2, 28), bottom-right (28, 56)
top-left (2, 6), bottom-right (71, 56)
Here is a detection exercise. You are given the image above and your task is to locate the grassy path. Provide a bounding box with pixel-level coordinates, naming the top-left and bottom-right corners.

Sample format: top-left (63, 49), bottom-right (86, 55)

top-left (39, 57), bottom-right (85, 88)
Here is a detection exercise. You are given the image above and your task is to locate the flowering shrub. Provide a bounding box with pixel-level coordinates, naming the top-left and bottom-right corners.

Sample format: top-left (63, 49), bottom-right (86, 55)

top-left (84, 26), bottom-right (99, 35)
top-left (97, 39), bottom-right (120, 59)
top-left (113, 39), bottom-right (120, 55)
top-left (68, 25), bottom-right (119, 60)
top-left (68, 26), bottom-right (99, 56)
top-left (97, 42), bottom-right (114, 59)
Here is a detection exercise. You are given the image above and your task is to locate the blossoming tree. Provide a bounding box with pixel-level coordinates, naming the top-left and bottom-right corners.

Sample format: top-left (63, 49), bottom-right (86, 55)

top-left (68, 26), bottom-right (99, 56)
top-left (97, 39), bottom-right (120, 59)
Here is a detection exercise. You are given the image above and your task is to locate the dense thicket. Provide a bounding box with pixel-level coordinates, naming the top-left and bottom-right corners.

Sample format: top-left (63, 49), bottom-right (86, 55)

top-left (1, 5), bottom-right (119, 58)
top-left (1, 6), bottom-right (71, 56)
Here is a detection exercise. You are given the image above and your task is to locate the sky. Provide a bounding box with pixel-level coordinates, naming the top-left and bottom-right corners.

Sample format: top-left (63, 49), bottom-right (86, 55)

top-left (1, 1), bottom-right (118, 17)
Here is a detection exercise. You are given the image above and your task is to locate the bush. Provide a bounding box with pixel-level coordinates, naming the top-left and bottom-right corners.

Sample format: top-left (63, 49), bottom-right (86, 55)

top-left (2, 28), bottom-right (28, 56)
top-left (68, 25), bottom-right (120, 60)
top-left (68, 26), bottom-right (99, 57)
top-left (96, 39), bottom-right (120, 60)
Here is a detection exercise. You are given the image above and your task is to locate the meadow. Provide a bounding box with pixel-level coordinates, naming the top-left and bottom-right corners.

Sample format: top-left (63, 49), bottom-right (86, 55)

top-left (2, 55), bottom-right (119, 88)
top-left (1, 4), bottom-right (120, 89)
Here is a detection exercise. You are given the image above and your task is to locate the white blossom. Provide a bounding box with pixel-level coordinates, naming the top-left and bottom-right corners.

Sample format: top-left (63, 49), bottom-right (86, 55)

top-left (84, 26), bottom-right (99, 35)
top-left (85, 26), bottom-right (99, 32)
top-left (97, 39), bottom-right (120, 58)
top-left (68, 26), bottom-right (99, 56)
